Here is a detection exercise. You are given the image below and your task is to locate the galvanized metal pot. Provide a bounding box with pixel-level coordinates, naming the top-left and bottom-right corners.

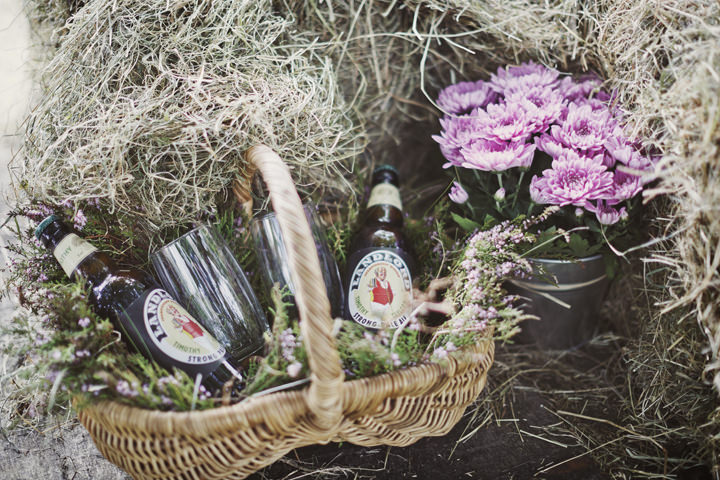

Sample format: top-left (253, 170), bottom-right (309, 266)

top-left (507, 254), bottom-right (609, 349)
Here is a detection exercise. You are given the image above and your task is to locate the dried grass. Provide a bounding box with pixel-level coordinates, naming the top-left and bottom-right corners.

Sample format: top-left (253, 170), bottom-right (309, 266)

top-left (15, 0), bottom-right (364, 233)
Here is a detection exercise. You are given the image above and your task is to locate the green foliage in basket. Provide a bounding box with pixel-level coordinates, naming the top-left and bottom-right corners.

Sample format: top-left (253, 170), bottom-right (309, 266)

top-left (242, 288), bottom-right (308, 396)
top-left (2, 192), bottom-right (533, 419)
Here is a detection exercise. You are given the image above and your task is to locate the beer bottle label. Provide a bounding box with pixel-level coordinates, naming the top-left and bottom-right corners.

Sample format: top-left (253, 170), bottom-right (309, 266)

top-left (367, 183), bottom-right (402, 211)
top-left (119, 289), bottom-right (226, 372)
top-left (53, 233), bottom-right (98, 277)
top-left (141, 289), bottom-right (226, 365)
top-left (347, 249), bottom-right (413, 329)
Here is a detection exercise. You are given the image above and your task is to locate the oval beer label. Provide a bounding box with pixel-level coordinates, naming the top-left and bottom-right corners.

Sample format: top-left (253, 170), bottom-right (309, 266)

top-left (348, 250), bottom-right (412, 329)
top-left (143, 289), bottom-right (226, 365)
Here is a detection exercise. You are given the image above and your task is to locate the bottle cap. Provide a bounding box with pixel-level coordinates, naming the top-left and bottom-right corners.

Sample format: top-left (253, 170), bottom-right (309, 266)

top-left (372, 164), bottom-right (398, 176)
top-left (35, 215), bottom-right (58, 240)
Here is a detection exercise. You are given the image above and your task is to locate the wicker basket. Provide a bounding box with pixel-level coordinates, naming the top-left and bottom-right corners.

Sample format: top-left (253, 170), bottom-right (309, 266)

top-left (76, 145), bottom-right (495, 480)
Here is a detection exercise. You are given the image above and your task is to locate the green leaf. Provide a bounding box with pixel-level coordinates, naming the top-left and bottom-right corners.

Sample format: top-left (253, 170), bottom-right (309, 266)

top-left (451, 213), bottom-right (481, 232)
top-left (568, 233), bottom-right (591, 257)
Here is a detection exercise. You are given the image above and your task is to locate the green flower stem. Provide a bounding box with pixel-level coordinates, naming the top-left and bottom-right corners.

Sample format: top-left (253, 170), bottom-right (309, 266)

top-left (512, 170), bottom-right (526, 212)
top-left (495, 173), bottom-right (504, 211)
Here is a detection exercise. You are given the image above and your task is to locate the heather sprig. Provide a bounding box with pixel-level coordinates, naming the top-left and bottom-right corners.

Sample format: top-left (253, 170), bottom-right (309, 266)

top-left (242, 286), bottom-right (308, 395)
top-left (427, 215), bottom-right (539, 358)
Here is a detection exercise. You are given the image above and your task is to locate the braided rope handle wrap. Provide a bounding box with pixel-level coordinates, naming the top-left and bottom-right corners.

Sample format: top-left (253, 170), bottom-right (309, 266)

top-left (244, 145), bottom-right (344, 430)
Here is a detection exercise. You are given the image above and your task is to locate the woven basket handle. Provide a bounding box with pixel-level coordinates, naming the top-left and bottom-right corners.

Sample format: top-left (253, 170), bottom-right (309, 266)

top-left (242, 145), bottom-right (344, 430)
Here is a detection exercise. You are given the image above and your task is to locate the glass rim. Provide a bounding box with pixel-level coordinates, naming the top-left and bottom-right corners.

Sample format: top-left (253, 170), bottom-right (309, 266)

top-left (150, 224), bottom-right (215, 258)
top-left (252, 202), bottom-right (316, 223)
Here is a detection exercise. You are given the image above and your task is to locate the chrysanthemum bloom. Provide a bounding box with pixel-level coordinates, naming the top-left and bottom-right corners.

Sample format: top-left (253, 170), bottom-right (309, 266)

top-left (556, 75), bottom-right (603, 103)
top-left (460, 138), bottom-right (536, 172)
top-left (548, 103), bottom-right (616, 155)
top-left (490, 61), bottom-right (559, 94)
top-left (506, 86), bottom-right (566, 134)
top-left (605, 170), bottom-right (642, 204)
top-left (449, 181), bottom-right (469, 204)
top-left (437, 80), bottom-right (496, 115)
top-left (529, 151), bottom-right (614, 206)
top-left (475, 102), bottom-right (537, 143)
top-left (433, 115), bottom-right (489, 167)
top-left (605, 136), bottom-right (654, 173)
top-left (586, 200), bottom-right (627, 225)
top-left (535, 134), bottom-right (605, 165)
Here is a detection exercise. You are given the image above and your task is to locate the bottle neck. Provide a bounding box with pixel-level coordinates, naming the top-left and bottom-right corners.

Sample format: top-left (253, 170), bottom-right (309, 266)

top-left (38, 219), bottom-right (110, 281)
top-left (38, 219), bottom-right (75, 252)
top-left (367, 181), bottom-right (403, 212)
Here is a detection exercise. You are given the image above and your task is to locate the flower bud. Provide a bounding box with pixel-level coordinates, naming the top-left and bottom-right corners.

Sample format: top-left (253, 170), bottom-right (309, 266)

top-left (449, 181), bottom-right (469, 204)
top-left (493, 187), bottom-right (506, 202)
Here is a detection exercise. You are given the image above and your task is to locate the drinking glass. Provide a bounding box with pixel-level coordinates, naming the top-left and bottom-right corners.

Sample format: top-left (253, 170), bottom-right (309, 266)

top-left (251, 204), bottom-right (343, 318)
top-left (151, 225), bottom-right (269, 362)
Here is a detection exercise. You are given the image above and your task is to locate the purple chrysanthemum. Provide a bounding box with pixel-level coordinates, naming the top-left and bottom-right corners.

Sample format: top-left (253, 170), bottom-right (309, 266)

top-left (449, 181), bottom-right (469, 204)
top-left (460, 139), bottom-right (536, 172)
top-left (475, 102), bottom-right (536, 143)
top-left (490, 61), bottom-right (560, 94)
top-left (556, 75), bottom-right (603, 104)
top-left (432, 115), bottom-right (484, 168)
top-left (529, 151), bottom-right (614, 206)
top-left (437, 80), bottom-right (496, 115)
top-left (605, 170), bottom-right (642, 204)
top-left (549, 103), bottom-right (616, 155)
top-left (605, 136), bottom-right (653, 173)
top-left (506, 86), bottom-right (566, 134)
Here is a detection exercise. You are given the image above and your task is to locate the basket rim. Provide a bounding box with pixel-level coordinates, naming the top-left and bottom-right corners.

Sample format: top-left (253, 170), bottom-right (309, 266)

top-left (78, 336), bottom-right (494, 437)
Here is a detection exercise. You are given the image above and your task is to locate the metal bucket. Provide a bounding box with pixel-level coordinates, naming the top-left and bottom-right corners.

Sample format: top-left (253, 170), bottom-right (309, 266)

top-left (507, 254), bottom-right (609, 349)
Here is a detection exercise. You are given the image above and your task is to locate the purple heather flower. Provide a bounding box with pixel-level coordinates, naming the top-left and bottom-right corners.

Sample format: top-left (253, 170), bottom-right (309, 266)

top-left (437, 80), bottom-right (496, 114)
top-left (78, 317), bottom-right (91, 328)
top-left (587, 201), bottom-right (627, 225)
top-left (506, 86), bottom-right (566, 133)
top-left (460, 139), bottom-right (536, 172)
top-left (449, 182), bottom-right (469, 204)
top-left (490, 61), bottom-right (560, 94)
top-left (390, 352), bottom-right (401, 367)
top-left (475, 102), bottom-right (536, 143)
top-left (116, 380), bottom-right (139, 397)
top-left (529, 151), bottom-right (614, 206)
top-left (432, 346), bottom-right (448, 360)
top-left (279, 328), bottom-right (298, 363)
top-left (286, 361), bottom-right (302, 378)
top-left (73, 209), bottom-right (87, 230)
top-left (550, 103), bottom-right (616, 154)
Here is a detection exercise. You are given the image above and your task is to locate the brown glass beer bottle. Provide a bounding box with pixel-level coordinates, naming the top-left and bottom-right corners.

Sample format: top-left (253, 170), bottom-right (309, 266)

top-left (344, 165), bottom-right (416, 329)
top-left (35, 215), bottom-right (243, 391)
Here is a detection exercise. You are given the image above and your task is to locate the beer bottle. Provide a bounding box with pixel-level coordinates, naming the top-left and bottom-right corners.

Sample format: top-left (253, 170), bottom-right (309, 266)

top-left (35, 215), bottom-right (243, 391)
top-left (344, 165), bottom-right (416, 329)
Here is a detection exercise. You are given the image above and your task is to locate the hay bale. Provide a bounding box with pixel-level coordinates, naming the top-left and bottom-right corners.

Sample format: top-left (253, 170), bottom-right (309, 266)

top-left (17, 0), bottom-right (364, 233)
